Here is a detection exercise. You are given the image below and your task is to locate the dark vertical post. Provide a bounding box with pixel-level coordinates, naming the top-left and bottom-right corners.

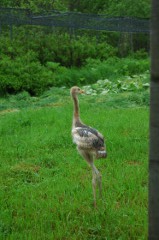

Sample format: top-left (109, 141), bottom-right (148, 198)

top-left (10, 9), bottom-right (13, 41)
top-left (10, 23), bottom-right (13, 41)
top-left (149, 0), bottom-right (159, 239)
top-left (130, 33), bottom-right (133, 53)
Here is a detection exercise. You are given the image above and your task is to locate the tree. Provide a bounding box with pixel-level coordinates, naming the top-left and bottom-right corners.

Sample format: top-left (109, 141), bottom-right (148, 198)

top-left (149, 0), bottom-right (159, 239)
top-left (104, 0), bottom-right (150, 18)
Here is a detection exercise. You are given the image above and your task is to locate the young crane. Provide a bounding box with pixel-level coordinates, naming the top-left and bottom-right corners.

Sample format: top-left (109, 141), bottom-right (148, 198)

top-left (70, 86), bottom-right (107, 207)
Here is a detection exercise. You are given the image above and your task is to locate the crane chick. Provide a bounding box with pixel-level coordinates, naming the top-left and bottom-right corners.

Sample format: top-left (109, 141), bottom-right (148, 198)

top-left (70, 86), bottom-right (107, 207)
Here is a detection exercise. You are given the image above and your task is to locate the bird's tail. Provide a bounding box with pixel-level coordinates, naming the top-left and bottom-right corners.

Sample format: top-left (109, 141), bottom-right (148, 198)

top-left (96, 147), bottom-right (107, 159)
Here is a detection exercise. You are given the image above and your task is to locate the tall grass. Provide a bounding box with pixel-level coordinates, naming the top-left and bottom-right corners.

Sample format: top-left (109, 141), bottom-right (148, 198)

top-left (0, 94), bottom-right (148, 239)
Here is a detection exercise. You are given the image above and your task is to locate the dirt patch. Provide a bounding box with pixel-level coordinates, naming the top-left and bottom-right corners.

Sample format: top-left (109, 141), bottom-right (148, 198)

top-left (0, 108), bottom-right (20, 115)
top-left (11, 162), bottom-right (40, 173)
top-left (127, 161), bottom-right (142, 166)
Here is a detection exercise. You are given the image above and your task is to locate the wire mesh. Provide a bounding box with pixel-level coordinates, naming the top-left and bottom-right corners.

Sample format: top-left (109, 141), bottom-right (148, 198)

top-left (0, 7), bottom-right (150, 33)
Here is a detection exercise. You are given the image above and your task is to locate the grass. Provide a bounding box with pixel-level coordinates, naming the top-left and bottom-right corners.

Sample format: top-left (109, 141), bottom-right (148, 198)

top-left (0, 89), bottom-right (148, 239)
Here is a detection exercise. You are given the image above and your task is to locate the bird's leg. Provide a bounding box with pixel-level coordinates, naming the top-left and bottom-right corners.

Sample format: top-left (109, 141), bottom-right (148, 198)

top-left (77, 148), bottom-right (102, 207)
top-left (97, 172), bottom-right (102, 199)
top-left (90, 162), bottom-right (102, 207)
top-left (92, 171), bottom-right (97, 208)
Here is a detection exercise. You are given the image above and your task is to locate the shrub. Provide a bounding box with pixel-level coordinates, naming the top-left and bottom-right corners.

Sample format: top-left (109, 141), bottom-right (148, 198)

top-left (0, 28), bottom-right (149, 95)
top-left (32, 33), bottom-right (117, 67)
top-left (53, 57), bottom-right (149, 88)
top-left (0, 52), bottom-right (55, 95)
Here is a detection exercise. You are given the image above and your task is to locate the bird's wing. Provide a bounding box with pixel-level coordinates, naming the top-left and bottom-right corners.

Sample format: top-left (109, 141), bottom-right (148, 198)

top-left (72, 126), bottom-right (105, 150)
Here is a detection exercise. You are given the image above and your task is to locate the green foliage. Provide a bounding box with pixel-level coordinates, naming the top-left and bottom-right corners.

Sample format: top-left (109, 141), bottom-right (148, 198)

top-left (0, 49), bottom-right (149, 95)
top-left (0, 31), bottom-right (116, 67)
top-left (0, 0), bottom-right (67, 12)
top-left (114, 58), bottom-right (149, 76)
top-left (54, 57), bottom-right (149, 88)
top-left (0, 1), bottom-right (150, 96)
top-left (0, 78), bottom-right (149, 113)
top-left (0, 0), bottom-right (150, 75)
top-left (129, 49), bottom-right (149, 59)
top-left (83, 72), bottom-right (149, 95)
top-left (0, 51), bottom-right (55, 95)
top-left (0, 0), bottom-right (150, 16)
top-left (103, 0), bottom-right (150, 17)
top-left (26, 32), bottom-right (117, 67)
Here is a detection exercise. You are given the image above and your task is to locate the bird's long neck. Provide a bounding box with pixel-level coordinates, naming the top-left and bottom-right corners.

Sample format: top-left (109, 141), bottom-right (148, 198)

top-left (72, 94), bottom-right (81, 127)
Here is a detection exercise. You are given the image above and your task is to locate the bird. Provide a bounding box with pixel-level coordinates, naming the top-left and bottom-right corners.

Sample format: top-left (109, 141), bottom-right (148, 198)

top-left (70, 86), bottom-right (107, 207)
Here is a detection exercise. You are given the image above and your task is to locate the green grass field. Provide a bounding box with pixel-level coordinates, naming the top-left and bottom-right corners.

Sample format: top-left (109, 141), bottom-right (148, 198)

top-left (0, 90), bottom-right (148, 239)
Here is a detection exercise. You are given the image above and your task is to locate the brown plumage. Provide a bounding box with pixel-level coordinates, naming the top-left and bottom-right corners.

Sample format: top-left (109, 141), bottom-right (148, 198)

top-left (70, 86), bottom-right (107, 207)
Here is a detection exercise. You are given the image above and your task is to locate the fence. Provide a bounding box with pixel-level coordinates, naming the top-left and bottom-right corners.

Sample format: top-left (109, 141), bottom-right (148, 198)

top-left (0, 7), bottom-right (150, 33)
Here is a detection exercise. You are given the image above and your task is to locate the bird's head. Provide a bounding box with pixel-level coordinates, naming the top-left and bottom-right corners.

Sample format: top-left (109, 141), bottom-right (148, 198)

top-left (70, 86), bottom-right (85, 96)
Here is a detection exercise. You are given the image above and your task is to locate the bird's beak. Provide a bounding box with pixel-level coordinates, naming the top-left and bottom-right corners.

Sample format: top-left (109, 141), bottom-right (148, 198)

top-left (80, 89), bottom-right (85, 94)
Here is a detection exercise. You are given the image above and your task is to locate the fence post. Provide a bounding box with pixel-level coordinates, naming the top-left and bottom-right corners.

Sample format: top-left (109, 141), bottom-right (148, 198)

top-left (149, 0), bottom-right (159, 239)
top-left (10, 23), bottom-right (13, 41)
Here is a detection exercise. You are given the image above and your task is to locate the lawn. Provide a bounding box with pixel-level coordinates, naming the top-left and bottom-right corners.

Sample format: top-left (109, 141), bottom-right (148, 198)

top-left (0, 90), bottom-right (148, 239)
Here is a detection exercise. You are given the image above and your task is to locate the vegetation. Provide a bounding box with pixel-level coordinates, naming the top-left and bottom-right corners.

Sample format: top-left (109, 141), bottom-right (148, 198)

top-left (0, 0), bottom-right (150, 96)
top-left (0, 0), bottom-right (150, 17)
top-left (0, 88), bottom-right (148, 239)
top-left (0, 46), bottom-right (149, 95)
top-left (0, 1), bottom-right (149, 238)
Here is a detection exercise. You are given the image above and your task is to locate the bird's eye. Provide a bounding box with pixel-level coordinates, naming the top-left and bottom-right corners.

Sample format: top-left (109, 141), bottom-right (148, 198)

top-left (78, 88), bottom-right (80, 91)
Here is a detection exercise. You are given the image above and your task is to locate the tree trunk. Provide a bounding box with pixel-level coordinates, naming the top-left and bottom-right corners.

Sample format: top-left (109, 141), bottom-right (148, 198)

top-left (149, 1), bottom-right (159, 239)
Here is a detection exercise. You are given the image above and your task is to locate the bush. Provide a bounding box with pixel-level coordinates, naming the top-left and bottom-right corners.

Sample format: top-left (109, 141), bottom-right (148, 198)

top-left (0, 30), bottom-right (117, 67)
top-left (0, 51), bottom-right (55, 95)
top-left (53, 57), bottom-right (149, 88)
top-left (0, 53), bottom-right (149, 95)
top-left (30, 33), bottom-right (117, 67)
top-left (0, 29), bottom-right (149, 95)
top-left (129, 49), bottom-right (149, 59)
